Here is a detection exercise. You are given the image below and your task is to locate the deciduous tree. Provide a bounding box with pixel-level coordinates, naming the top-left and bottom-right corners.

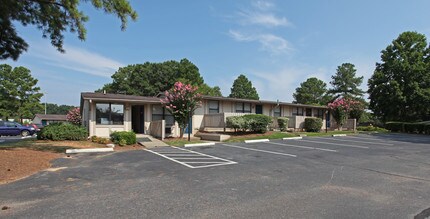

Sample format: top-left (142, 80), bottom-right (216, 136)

top-left (368, 31), bottom-right (430, 122)
top-left (161, 82), bottom-right (202, 138)
top-left (1, 0), bottom-right (137, 60)
top-left (229, 74), bottom-right (259, 100)
top-left (66, 107), bottom-right (82, 126)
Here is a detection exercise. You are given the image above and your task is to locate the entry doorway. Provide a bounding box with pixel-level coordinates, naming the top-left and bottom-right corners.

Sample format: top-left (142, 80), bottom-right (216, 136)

top-left (132, 105), bottom-right (145, 134)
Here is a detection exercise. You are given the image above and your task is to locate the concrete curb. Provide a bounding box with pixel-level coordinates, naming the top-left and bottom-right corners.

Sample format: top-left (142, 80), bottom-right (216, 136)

top-left (283, 137), bottom-right (303, 140)
top-left (332, 134), bottom-right (347, 137)
top-left (184, 142), bottom-right (216, 147)
top-left (244, 139), bottom-right (270, 143)
top-left (66, 148), bottom-right (114, 154)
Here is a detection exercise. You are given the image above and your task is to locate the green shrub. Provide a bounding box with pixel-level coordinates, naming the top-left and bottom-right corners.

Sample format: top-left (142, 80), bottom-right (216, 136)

top-left (385, 122), bottom-right (405, 132)
top-left (304, 118), bottom-right (323, 132)
top-left (110, 131), bottom-right (136, 145)
top-left (242, 114), bottom-right (272, 133)
top-left (90, 135), bottom-right (98, 142)
top-left (277, 117), bottom-right (289, 132)
top-left (356, 126), bottom-right (387, 132)
top-left (424, 124), bottom-right (430, 135)
top-left (97, 137), bottom-right (109, 144)
top-left (38, 123), bottom-right (88, 141)
top-left (226, 116), bottom-right (244, 132)
top-left (119, 139), bottom-right (127, 146)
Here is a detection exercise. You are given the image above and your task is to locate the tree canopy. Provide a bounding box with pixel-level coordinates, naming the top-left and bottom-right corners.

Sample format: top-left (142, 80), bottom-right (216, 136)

top-left (0, 64), bottom-right (43, 120)
top-left (0, 0), bottom-right (137, 60)
top-left (229, 74), bottom-right (259, 100)
top-left (328, 63), bottom-right (365, 100)
top-left (97, 59), bottom-right (222, 97)
top-left (37, 103), bottom-right (76, 115)
top-left (293, 77), bottom-right (331, 105)
top-left (368, 31), bottom-right (430, 122)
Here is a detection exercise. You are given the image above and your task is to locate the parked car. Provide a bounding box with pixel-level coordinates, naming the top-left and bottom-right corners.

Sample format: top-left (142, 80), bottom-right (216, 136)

top-left (26, 123), bottom-right (44, 131)
top-left (0, 121), bottom-right (36, 137)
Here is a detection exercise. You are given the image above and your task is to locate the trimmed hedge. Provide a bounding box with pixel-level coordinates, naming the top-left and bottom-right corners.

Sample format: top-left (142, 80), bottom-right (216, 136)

top-left (110, 131), bottom-right (136, 145)
top-left (277, 117), bottom-right (289, 131)
top-left (356, 126), bottom-right (387, 132)
top-left (304, 118), bottom-right (323, 132)
top-left (38, 123), bottom-right (88, 141)
top-left (385, 121), bottom-right (430, 134)
top-left (226, 114), bottom-right (272, 133)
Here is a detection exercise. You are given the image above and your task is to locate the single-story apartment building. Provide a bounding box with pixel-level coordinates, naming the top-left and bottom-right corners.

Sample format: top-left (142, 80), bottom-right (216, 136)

top-left (80, 92), bottom-right (357, 138)
top-left (33, 114), bottom-right (67, 125)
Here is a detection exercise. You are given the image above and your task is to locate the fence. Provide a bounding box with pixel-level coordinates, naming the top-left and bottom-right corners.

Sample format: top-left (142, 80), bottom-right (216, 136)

top-left (149, 120), bottom-right (165, 140)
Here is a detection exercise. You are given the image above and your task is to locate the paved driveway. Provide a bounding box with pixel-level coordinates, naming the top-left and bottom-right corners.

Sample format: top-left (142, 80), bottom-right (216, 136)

top-left (1, 133), bottom-right (430, 218)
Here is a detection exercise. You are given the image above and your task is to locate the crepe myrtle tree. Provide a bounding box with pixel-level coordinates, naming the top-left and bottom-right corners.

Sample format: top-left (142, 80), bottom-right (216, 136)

top-left (161, 82), bottom-right (202, 139)
top-left (66, 107), bottom-right (82, 126)
top-left (328, 98), bottom-right (361, 130)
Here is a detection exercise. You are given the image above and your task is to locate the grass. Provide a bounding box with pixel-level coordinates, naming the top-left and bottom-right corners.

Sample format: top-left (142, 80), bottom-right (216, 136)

top-left (0, 138), bottom-right (104, 153)
top-left (224, 131), bottom-right (297, 143)
top-left (164, 138), bottom-right (206, 147)
top-left (294, 130), bottom-right (357, 137)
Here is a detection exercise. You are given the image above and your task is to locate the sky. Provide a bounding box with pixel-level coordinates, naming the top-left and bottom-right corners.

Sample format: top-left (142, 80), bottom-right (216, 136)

top-left (4, 0), bottom-right (430, 106)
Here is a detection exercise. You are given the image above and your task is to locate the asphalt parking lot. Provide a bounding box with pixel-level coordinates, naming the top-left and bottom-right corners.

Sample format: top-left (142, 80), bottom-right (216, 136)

top-left (1, 133), bottom-right (430, 218)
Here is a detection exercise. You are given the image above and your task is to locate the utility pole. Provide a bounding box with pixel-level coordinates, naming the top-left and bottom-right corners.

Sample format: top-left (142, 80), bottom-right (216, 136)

top-left (44, 92), bottom-right (48, 115)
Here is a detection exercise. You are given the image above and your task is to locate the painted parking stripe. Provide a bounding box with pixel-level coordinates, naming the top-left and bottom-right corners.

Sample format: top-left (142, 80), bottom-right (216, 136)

top-left (220, 144), bottom-right (297, 157)
top-left (312, 136), bottom-right (393, 146)
top-left (298, 139), bottom-right (369, 149)
top-left (145, 146), bottom-right (237, 169)
top-left (266, 142), bottom-right (337, 152)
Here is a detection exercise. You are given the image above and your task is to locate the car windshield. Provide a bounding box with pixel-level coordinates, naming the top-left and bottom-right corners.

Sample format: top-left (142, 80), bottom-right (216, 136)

top-left (13, 122), bottom-right (22, 127)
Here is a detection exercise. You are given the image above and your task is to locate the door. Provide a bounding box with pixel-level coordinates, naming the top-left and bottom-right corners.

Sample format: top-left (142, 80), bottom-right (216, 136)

top-left (132, 105), bottom-right (145, 133)
top-left (255, 105), bottom-right (263, 114)
top-left (184, 117), bottom-right (192, 134)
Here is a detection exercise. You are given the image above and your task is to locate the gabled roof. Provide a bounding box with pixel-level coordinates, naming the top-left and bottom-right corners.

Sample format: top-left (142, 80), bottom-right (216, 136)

top-left (34, 114), bottom-right (67, 121)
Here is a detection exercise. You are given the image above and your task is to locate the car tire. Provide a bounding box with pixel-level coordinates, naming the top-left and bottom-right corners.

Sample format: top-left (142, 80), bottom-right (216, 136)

top-left (21, 130), bottom-right (30, 137)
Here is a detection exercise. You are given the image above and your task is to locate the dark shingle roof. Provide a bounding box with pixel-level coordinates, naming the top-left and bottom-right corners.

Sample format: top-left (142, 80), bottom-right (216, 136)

top-left (34, 114), bottom-right (67, 121)
top-left (81, 92), bottom-right (161, 103)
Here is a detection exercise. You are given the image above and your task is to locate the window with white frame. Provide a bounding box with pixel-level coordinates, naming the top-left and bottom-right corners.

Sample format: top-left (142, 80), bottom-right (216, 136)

top-left (208, 100), bottom-right (219, 114)
top-left (236, 102), bottom-right (251, 113)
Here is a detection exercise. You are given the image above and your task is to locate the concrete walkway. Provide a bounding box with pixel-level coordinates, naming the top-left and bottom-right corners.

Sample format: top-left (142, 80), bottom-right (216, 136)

top-left (136, 134), bottom-right (168, 148)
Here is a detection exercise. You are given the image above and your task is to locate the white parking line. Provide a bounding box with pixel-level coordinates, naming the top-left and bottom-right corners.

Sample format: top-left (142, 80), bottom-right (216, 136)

top-left (220, 144), bottom-right (297, 157)
top-left (145, 146), bottom-right (237, 169)
top-left (312, 136), bottom-right (393, 146)
top-left (266, 142), bottom-right (337, 152)
top-left (298, 139), bottom-right (369, 149)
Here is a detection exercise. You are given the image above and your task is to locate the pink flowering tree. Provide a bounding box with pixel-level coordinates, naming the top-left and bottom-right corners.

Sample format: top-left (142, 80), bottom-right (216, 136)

top-left (161, 82), bottom-right (202, 138)
top-left (327, 98), bottom-right (353, 130)
top-left (66, 107), bottom-right (82, 126)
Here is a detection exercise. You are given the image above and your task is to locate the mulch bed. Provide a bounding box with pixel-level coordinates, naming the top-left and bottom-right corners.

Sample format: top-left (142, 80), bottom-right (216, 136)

top-left (0, 148), bottom-right (61, 184)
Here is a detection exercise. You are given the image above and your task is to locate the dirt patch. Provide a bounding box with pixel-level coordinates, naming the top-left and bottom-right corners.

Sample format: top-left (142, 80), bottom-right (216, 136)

top-left (0, 148), bottom-right (61, 184)
top-left (114, 144), bottom-right (144, 151)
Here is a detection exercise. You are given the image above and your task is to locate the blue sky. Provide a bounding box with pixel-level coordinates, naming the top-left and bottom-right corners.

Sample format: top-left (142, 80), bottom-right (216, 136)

top-left (4, 0), bottom-right (430, 106)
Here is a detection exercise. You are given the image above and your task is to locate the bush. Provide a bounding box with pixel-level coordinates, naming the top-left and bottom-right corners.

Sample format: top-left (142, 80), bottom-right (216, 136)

top-left (243, 114), bottom-right (272, 133)
top-left (277, 117), bottom-right (289, 132)
top-left (38, 123), bottom-right (88, 141)
top-left (226, 116), bottom-right (244, 132)
top-left (356, 126), bottom-right (387, 132)
top-left (110, 131), bottom-right (136, 145)
top-left (304, 118), bottom-right (323, 132)
top-left (424, 124), bottom-right (430, 135)
top-left (385, 122), bottom-right (405, 132)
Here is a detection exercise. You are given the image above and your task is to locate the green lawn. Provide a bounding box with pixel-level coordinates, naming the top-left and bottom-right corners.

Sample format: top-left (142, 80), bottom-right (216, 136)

top-left (0, 138), bottom-right (103, 153)
top-left (223, 130), bottom-right (358, 142)
top-left (294, 130), bottom-right (357, 137)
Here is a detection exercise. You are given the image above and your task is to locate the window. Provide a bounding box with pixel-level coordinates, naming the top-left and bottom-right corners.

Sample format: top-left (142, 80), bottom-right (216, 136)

top-left (152, 105), bottom-right (175, 126)
top-left (305, 108), bottom-right (312, 117)
top-left (292, 107), bottom-right (304, 116)
top-left (96, 103), bottom-right (124, 125)
top-left (274, 107), bottom-right (281, 117)
top-left (316, 109), bottom-right (325, 119)
top-left (208, 100), bottom-right (219, 114)
top-left (235, 102), bottom-right (251, 113)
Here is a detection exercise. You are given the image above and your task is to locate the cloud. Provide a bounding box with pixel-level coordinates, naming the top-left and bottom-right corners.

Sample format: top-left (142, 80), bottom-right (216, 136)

top-left (228, 30), bottom-right (292, 54)
top-left (237, 10), bottom-right (292, 28)
top-left (29, 41), bottom-right (124, 78)
top-left (252, 1), bottom-right (275, 11)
